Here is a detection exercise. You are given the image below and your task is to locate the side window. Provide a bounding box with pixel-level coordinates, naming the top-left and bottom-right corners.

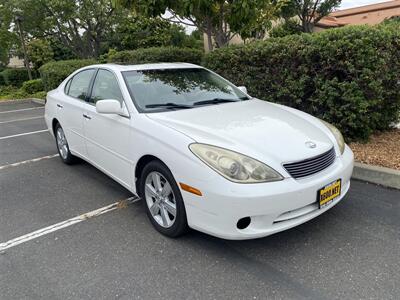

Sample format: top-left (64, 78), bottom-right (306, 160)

top-left (90, 69), bottom-right (124, 104)
top-left (64, 78), bottom-right (72, 94)
top-left (68, 69), bottom-right (95, 100)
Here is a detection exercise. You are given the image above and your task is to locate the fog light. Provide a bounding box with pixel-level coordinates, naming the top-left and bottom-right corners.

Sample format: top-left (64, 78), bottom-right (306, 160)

top-left (237, 217), bottom-right (251, 229)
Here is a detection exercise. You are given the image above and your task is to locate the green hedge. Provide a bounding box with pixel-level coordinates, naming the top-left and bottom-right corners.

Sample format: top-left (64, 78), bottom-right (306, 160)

top-left (39, 59), bottom-right (97, 91)
top-left (108, 47), bottom-right (203, 65)
top-left (1, 68), bottom-right (30, 87)
top-left (204, 24), bottom-right (400, 141)
top-left (21, 79), bottom-right (44, 94)
top-left (0, 72), bottom-right (4, 86)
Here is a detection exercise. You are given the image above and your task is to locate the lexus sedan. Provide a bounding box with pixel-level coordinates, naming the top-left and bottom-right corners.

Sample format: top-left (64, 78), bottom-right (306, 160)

top-left (45, 63), bottom-right (354, 240)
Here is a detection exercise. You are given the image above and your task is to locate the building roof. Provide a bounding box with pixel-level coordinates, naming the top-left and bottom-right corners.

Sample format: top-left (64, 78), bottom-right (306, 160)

top-left (316, 0), bottom-right (400, 28)
top-left (316, 16), bottom-right (348, 28)
top-left (331, 0), bottom-right (400, 17)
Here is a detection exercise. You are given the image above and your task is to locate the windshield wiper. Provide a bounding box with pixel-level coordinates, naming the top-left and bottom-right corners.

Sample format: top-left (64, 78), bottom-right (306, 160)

top-left (145, 103), bottom-right (193, 109)
top-left (192, 97), bottom-right (246, 106)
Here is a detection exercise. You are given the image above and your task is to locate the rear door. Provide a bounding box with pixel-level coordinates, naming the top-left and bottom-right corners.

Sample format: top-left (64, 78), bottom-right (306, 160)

top-left (82, 69), bottom-right (133, 189)
top-left (59, 69), bottom-right (96, 158)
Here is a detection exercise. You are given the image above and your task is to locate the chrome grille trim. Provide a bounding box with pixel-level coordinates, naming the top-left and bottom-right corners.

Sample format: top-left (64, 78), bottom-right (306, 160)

top-left (283, 148), bottom-right (336, 179)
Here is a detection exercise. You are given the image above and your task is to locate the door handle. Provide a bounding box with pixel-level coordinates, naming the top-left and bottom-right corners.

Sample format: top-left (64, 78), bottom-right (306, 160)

top-left (56, 104), bottom-right (63, 108)
top-left (83, 114), bottom-right (91, 120)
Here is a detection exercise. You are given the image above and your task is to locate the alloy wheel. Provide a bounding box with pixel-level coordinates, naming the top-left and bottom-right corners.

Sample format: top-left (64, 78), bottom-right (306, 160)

top-left (144, 171), bottom-right (177, 228)
top-left (56, 127), bottom-right (69, 160)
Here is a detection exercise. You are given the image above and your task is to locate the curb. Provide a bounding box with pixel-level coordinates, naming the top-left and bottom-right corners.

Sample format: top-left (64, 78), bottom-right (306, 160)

top-left (0, 98), bottom-right (45, 105)
top-left (0, 99), bottom-right (32, 104)
top-left (352, 162), bottom-right (400, 190)
top-left (30, 98), bottom-right (45, 105)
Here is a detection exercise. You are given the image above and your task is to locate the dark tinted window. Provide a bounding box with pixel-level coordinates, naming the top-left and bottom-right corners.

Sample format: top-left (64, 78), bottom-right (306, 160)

top-left (90, 69), bottom-right (124, 104)
top-left (68, 69), bottom-right (95, 100)
top-left (122, 68), bottom-right (247, 112)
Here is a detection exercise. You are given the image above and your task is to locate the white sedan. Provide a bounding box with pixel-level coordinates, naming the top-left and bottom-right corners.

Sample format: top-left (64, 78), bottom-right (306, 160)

top-left (45, 63), bottom-right (354, 240)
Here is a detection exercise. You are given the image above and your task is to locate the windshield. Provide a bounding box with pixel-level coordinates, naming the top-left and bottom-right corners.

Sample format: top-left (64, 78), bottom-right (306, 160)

top-left (122, 68), bottom-right (249, 112)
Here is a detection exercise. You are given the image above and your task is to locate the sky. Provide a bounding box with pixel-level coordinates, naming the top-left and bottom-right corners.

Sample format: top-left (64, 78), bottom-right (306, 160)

top-left (339, 0), bottom-right (392, 9)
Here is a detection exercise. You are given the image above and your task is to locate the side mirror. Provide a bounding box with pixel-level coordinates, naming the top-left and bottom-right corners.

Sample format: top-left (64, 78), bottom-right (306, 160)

top-left (237, 86), bottom-right (248, 94)
top-left (96, 99), bottom-right (129, 117)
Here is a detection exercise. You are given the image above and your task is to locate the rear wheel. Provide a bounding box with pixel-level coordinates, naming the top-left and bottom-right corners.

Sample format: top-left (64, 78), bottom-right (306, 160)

top-left (55, 123), bottom-right (77, 165)
top-left (139, 160), bottom-right (188, 237)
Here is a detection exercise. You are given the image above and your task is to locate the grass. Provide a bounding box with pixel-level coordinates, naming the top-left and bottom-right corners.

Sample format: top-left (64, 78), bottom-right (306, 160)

top-left (0, 86), bottom-right (46, 101)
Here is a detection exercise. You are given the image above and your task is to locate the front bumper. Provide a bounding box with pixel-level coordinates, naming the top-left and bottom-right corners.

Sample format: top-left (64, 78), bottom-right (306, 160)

top-left (182, 145), bottom-right (354, 240)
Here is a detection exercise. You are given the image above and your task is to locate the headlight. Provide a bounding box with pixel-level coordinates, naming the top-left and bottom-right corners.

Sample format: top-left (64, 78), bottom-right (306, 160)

top-left (321, 120), bottom-right (345, 154)
top-left (189, 143), bottom-right (283, 183)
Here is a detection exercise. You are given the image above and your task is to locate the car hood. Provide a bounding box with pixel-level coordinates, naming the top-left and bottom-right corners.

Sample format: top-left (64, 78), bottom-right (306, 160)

top-left (146, 99), bottom-right (334, 164)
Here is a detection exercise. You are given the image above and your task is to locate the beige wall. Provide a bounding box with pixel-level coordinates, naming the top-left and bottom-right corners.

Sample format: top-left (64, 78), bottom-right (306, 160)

top-left (203, 33), bottom-right (245, 52)
top-left (7, 56), bottom-right (25, 68)
top-left (313, 26), bottom-right (326, 32)
top-left (203, 20), bottom-right (282, 52)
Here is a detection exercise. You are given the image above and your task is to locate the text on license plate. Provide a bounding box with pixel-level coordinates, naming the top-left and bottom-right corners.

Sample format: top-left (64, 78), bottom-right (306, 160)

top-left (317, 179), bottom-right (341, 208)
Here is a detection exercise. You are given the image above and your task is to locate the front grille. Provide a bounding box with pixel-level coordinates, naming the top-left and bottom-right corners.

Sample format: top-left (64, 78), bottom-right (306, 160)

top-left (283, 147), bottom-right (336, 179)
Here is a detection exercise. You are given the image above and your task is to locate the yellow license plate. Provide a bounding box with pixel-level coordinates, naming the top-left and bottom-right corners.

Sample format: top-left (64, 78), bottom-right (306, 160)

top-left (317, 179), bottom-right (341, 208)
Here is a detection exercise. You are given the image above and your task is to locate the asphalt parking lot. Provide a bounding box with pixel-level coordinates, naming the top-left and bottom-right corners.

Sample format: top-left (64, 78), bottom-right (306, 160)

top-left (0, 100), bottom-right (399, 300)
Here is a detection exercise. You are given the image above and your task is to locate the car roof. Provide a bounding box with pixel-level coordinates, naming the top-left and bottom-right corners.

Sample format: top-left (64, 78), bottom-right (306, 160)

top-left (86, 62), bottom-right (203, 72)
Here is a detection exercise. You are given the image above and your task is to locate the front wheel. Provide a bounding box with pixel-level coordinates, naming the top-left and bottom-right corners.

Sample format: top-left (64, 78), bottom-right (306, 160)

top-left (139, 160), bottom-right (189, 238)
top-left (55, 123), bottom-right (78, 165)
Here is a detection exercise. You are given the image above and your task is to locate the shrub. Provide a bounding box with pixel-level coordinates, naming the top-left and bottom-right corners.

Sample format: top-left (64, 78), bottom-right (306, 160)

top-left (21, 79), bottom-right (44, 94)
top-left (0, 85), bottom-right (18, 96)
top-left (108, 47), bottom-right (203, 65)
top-left (204, 24), bottom-right (400, 141)
top-left (39, 59), bottom-right (97, 91)
top-left (1, 68), bottom-right (30, 87)
top-left (31, 91), bottom-right (47, 99)
top-left (0, 85), bottom-right (28, 100)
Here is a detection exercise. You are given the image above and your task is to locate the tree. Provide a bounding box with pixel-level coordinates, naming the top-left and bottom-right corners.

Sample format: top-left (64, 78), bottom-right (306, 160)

top-left (113, 0), bottom-right (283, 50)
top-left (111, 16), bottom-right (185, 50)
top-left (0, 1), bottom-right (18, 66)
top-left (0, 29), bottom-right (16, 67)
top-left (269, 19), bottom-right (302, 37)
top-left (230, 0), bottom-right (287, 40)
top-left (3, 0), bottom-right (126, 58)
top-left (27, 39), bottom-right (54, 69)
top-left (48, 38), bottom-right (77, 61)
top-left (280, 0), bottom-right (341, 33)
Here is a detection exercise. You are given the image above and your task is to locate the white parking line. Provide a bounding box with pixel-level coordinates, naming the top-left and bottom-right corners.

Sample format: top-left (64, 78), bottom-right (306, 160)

top-left (0, 116), bottom-right (43, 124)
top-left (0, 107), bottom-right (44, 114)
top-left (0, 154), bottom-right (59, 171)
top-left (0, 197), bottom-right (140, 252)
top-left (0, 129), bottom-right (49, 140)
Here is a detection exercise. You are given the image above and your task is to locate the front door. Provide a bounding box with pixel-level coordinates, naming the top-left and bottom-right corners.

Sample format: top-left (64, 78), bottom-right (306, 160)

top-left (82, 69), bottom-right (133, 189)
top-left (60, 69), bottom-right (96, 158)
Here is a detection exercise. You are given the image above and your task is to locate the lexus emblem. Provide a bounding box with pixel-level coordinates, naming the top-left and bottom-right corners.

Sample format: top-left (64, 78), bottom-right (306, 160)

top-left (305, 141), bottom-right (316, 149)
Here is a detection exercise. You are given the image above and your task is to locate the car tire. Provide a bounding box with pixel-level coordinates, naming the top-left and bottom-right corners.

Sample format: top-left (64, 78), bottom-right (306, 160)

top-left (54, 123), bottom-right (78, 165)
top-left (139, 160), bottom-right (189, 238)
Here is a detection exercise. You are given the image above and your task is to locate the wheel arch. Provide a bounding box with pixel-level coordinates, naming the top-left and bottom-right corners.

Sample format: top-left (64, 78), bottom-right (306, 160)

top-left (52, 118), bottom-right (60, 135)
top-left (135, 154), bottom-right (164, 193)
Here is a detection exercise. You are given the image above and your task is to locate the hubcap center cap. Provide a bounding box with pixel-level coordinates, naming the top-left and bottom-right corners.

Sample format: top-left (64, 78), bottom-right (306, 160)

top-left (155, 194), bottom-right (164, 204)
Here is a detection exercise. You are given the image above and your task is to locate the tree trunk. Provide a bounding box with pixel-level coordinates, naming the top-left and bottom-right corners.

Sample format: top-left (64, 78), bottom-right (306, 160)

top-left (204, 18), bottom-right (214, 52)
top-left (206, 32), bottom-right (213, 52)
top-left (213, 30), bottom-right (229, 48)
